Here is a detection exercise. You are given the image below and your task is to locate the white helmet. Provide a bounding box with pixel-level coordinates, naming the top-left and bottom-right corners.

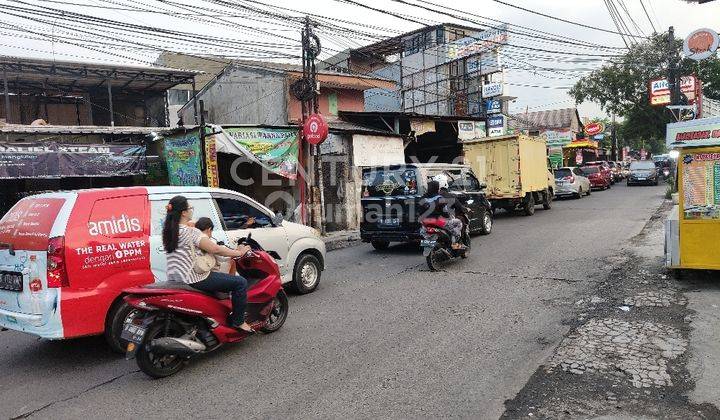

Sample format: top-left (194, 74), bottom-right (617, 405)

top-left (432, 174), bottom-right (449, 190)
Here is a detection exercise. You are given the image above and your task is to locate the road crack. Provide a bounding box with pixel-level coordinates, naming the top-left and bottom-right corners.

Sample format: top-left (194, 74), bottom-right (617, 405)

top-left (461, 270), bottom-right (580, 284)
top-left (11, 369), bottom-right (140, 419)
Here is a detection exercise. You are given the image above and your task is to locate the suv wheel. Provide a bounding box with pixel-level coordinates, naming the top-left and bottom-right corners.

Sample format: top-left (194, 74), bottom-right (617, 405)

top-left (371, 240), bottom-right (390, 251)
top-left (288, 253), bottom-right (322, 294)
top-left (480, 209), bottom-right (493, 235)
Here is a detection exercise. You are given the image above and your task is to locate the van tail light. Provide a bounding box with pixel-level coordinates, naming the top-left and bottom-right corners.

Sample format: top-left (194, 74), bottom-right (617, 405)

top-left (47, 236), bottom-right (69, 288)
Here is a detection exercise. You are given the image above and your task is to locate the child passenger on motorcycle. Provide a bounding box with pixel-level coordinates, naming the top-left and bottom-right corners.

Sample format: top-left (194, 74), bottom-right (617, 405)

top-left (194, 217), bottom-right (234, 274)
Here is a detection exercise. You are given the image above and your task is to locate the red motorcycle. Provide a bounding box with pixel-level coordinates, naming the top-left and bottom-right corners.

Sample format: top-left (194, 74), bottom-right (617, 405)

top-left (121, 235), bottom-right (288, 378)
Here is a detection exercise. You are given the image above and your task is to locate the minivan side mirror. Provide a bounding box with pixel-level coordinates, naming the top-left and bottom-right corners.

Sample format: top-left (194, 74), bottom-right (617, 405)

top-left (272, 212), bottom-right (284, 226)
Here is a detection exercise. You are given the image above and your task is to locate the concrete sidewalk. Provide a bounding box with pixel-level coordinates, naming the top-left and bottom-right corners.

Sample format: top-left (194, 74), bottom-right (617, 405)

top-left (322, 229), bottom-right (361, 251)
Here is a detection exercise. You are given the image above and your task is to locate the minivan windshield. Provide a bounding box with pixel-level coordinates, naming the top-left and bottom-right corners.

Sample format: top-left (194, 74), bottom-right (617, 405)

top-left (630, 161), bottom-right (655, 170)
top-left (362, 168), bottom-right (419, 197)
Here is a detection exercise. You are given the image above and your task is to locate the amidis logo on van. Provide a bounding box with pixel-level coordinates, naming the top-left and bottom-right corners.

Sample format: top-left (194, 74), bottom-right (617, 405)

top-left (88, 214), bottom-right (142, 237)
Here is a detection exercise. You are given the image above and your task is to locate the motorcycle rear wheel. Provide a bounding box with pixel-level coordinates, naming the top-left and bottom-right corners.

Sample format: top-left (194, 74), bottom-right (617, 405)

top-left (426, 247), bottom-right (448, 271)
top-left (136, 319), bottom-right (187, 379)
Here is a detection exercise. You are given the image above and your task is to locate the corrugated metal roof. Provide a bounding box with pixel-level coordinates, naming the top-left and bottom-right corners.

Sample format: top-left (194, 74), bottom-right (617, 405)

top-left (508, 108), bottom-right (581, 131)
top-left (0, 125), bottom-right (166, 135)
top-left (339, 110), bottom-right (485, 122)
top-left (328, 120), bottom-right (400, 136)
top-left (0, 55), bottom-right (198, 93)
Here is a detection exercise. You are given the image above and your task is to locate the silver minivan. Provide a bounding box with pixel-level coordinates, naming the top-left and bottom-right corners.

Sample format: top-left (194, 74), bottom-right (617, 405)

top-left (554, 167), bottom-right (591, 199)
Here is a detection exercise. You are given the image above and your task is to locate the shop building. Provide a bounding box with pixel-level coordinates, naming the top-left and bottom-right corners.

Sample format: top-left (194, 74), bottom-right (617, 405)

top-left (0, 56), bottom-right (197, 213)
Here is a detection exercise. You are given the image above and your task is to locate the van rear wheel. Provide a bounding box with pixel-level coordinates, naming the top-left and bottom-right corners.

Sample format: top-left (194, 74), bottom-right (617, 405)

top-left (105, 300), bottom-right (135, 354)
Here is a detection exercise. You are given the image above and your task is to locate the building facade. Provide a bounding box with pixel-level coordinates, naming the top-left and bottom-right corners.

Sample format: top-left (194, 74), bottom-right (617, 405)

top-left (322, 23), bottom-right (508, 118)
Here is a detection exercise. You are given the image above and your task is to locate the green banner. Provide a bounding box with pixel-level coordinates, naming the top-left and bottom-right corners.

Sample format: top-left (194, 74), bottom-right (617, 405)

top-left (217, 127), bottom-right (299, 180)
top-left (163, 129), bottom-right (203, 186)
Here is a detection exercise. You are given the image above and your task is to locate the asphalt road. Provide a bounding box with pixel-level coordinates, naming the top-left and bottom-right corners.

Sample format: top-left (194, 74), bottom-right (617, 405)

top-left (0, 182), bottom-right (667, 419)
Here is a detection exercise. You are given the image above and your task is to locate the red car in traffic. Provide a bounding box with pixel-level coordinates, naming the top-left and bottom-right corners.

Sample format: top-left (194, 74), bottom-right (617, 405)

top-left (580, 165), bottom-right (612, 190)
top-left (584, 161), bottom-right (615, 185)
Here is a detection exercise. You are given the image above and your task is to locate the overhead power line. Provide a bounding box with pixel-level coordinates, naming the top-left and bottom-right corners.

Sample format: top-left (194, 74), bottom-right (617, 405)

top-left (493, 0), bottom-right (649, 39)
top-left (638, 0), bottom-right (658, 33)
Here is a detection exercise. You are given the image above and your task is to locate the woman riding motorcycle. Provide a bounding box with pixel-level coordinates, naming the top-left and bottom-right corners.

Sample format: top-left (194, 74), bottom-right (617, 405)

top-left (163, 195), bottom-right (255, 333)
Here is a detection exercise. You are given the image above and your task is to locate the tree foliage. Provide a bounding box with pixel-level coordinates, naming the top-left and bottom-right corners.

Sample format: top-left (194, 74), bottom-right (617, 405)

top-left (569, 34), bottom-right (720, 153)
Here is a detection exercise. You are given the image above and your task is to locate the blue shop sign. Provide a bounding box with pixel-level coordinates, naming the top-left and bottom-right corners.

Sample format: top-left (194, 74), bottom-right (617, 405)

top-left (485, 99), bottom-right (502, 114)
top-left (488, 115), bottom-right (504, 128)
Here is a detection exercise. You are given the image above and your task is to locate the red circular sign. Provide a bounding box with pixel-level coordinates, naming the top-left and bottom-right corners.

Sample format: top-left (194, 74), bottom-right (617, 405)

top-left (585, 122), bottom-right (604, 136)
top-left (303, 113), bottom-right (329, 145)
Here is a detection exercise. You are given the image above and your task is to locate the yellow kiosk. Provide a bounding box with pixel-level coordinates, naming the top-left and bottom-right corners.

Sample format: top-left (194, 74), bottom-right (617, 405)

top-left (665, 116), bottom-right (720, 271)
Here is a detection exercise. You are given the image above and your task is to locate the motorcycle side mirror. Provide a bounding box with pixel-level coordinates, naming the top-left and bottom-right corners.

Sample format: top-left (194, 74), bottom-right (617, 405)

top-left (267, 250), bottom-right (281, 260)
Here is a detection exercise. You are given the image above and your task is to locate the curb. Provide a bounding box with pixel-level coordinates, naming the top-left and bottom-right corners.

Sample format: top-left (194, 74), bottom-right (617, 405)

top-left (323, 232), bottom-right (363, 252)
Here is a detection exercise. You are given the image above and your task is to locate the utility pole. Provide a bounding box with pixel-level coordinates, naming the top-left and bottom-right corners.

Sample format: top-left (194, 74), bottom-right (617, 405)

top-left (667, 26), bottom-right (680, 106)
top-left (611, 113), bottom-right (617, 161)
top-left (199, 100), bottom-right (208, 187)
top-left (299, 17), bottom-right (325, 233)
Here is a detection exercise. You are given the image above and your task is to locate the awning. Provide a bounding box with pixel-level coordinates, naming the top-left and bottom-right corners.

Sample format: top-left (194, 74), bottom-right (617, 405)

top-left (209, 125), bottom-right (299, 180)
top-left (563, 140), bottom-right (598, 149)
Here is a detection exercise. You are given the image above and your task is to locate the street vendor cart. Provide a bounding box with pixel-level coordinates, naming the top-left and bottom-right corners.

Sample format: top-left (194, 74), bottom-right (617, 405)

top-left (665, 116), bottom-right (720, 271)
top-left (562, 138), bottom-right (600, 167)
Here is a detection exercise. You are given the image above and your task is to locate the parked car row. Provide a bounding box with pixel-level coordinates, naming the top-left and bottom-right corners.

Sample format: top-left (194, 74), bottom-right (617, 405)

top-left (553, 159), bottom-right (661, 199)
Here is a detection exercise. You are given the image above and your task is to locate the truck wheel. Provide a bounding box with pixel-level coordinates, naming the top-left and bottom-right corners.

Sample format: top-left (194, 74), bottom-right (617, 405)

top-left (523, 193), bottom-right (535, 216)
top-left (105, 300), bottom-right (135, 354)
top-left (371, 240), bottom-right (390, 251)
top-left (542, 190), bottom-right (552, 210)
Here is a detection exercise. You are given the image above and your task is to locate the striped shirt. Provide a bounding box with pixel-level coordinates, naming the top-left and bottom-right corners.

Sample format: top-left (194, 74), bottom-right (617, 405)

top-left (166, 225), bottom-right (210, 284)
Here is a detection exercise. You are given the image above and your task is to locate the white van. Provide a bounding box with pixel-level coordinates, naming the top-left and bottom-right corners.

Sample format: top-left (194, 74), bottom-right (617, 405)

top-left (0, 186), bottom-right (325, 352)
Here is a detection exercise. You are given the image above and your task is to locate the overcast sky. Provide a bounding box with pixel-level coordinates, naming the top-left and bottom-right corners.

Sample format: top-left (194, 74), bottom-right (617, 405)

top-left (0, 0), bottom-right (718, 120)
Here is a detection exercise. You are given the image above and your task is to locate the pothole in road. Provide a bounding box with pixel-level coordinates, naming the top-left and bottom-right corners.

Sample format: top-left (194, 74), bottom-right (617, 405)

top-left (547, 318), bottom-right (688, 388)
top-left (623, 290), bottom-right (687, 307)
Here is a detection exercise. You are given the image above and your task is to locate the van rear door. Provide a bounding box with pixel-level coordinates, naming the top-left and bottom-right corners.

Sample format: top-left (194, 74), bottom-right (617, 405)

top-left (0, 194), bottom-right (73, 337)
top-left (361, 167), bottom-right (423, 235)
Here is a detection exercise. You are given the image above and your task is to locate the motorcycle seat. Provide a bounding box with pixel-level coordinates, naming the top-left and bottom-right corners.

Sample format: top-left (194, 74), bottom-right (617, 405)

top-left (145, 281), bottom-right (229, 300)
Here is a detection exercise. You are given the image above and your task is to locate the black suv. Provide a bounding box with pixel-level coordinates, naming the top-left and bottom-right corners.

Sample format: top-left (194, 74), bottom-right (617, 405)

top-left (360, 163), bottom-right (493, 250)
